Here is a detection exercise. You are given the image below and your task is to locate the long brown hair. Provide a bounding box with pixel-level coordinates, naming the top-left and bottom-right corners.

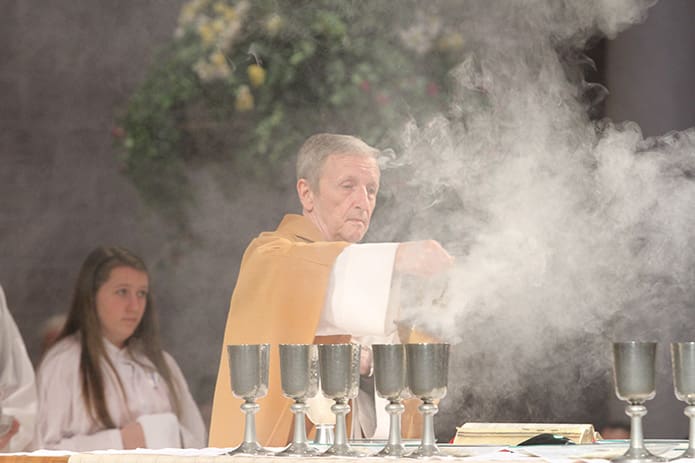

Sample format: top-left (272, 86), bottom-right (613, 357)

top-left (56, 246), bottom-right (180, 428)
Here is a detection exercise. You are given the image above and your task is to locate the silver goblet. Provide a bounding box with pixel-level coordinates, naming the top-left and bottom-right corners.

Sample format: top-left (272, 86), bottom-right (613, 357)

top-left (373, 343), bottom-right (408, 457)
top-left (226, 344), bottom-right (273, 455)
top-left (671, 342), bottom-right (695, 459)
top-left (275, 344), bottom-right (320, 456)
top-left (611, 341), bottom-right (665, 463)
top-left (318, 343), bottom-right (361, 456)
top-left (406, 343), bottom-right (450, 458)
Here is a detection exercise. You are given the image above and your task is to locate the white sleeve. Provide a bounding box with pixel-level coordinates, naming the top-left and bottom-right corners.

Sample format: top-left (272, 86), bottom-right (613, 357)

top-left (35, 342), bottom-right (123, 451)
top-left (137, 413), bottom-right (180, 449)
top-left (0, 286), bottom-right (37, 452)
top-left (163, 353), bottom-right (207, 448)
top-left (317, 243), bottom-right (399, 337)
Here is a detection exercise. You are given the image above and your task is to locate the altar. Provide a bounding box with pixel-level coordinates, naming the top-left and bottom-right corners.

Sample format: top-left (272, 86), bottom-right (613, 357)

top-left (0, 440), bottom-right (689, 463)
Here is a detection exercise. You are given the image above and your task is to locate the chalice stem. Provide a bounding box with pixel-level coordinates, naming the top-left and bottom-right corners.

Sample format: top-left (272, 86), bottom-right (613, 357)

top-left (242, 401), bottom-right (259, 444)
top-left (334, 413), bottom-right (347, 447)
top-left (322, 400), bottom-right (356, 457)
top-left (420, 401), bottom-right (438, 448)
top-left (626, 404), bottom-right (647, 451)
top-left (388, 401), bottom-right (404, 446)
top-left (291, 402), bottom-right (308, 444)
top-left (685, 405), bottom-right (695, 457)
top-left (334, 403), bottom-right (348, 446)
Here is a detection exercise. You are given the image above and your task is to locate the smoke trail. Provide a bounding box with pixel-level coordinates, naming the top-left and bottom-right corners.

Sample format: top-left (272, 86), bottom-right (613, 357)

top-left (370, 0), bottom-right (695, 435)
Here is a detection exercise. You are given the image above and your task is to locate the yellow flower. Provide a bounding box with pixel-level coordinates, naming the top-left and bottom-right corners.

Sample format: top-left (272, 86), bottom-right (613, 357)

top-left (210, 52), bottom-right (231, 79)
top-left (179, 0), bottom-right (207, 26)
top-left (193, 59), bottom-right (212, 81)
top-left (235, 85), bottom-right (254, 111)
top-left (213, 2), bottom-right (236, 21)
top-left (212, 18), bottom-right (227, 35)
top-left (264, 13), bottom-right (283, 36)
top-left (198, 22), bottom-right (216, 46)
top-left (247, 64), bottom-right (266, 88)
top-left (194, 54), bottom-right (230, 82)
top-left (210, 51), bottom-right (227, 67)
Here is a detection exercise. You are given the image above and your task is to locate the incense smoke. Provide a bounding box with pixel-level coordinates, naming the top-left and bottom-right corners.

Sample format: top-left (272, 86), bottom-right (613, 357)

top-left (369, 0), bottom-right (695, 436)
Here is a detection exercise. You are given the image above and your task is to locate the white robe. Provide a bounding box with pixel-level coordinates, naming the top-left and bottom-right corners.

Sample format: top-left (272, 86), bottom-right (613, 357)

top-left (315, 243), bottom-right (399, 439)
top-left (0, 285), bottom-right (37, 452)
top-left (36, 335), bottom-right (206, 451)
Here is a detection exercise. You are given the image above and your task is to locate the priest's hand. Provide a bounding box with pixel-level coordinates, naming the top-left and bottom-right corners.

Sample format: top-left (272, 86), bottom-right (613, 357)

top-left (0, 418), bottom-right (19, 450)
top-left (120, 421), bottom-right (146, 449)
top-left (395, 240), bottom-right (454, 277)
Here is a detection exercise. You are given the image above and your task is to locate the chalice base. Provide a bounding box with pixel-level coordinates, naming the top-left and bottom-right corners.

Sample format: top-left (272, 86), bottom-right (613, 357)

top-left (377, 443), bottom-right (408, 457)
top-left (227, 441), bottom-right (273, 456)
top-left (322, 443), bottom-right (361, 457)
top-left (408, 443), bottom-right (454, 459)
top-left (670, 447), bottom-right (695, 461)
top-left (275, 442), bottom-right (320, 457)
top-left (611, 448), bottom-right (666, 463)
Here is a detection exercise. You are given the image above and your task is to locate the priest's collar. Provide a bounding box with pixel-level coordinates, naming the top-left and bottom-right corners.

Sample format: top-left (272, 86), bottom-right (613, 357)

top-left (277, 214), bottom-right (325, 243)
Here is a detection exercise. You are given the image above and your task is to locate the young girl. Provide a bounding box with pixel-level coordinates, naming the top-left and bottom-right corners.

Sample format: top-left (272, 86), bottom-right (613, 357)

top-left (36, 247), bottom-right (206, 450)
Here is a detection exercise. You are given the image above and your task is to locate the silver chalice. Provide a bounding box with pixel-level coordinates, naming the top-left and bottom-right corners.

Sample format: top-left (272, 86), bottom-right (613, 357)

top-left (671, 342), bottom-right (695, 460)
top-left (373, 343), bottom-right (408, 457)
top-left (226, 344), bottom-right (273, 455)
top-left (275, 344), bottom-right (320, 456)
top-left (318, 343), bottom-right (361, 456)
top-left (406, 343), bottom-right (450, 458)
top-left (611, 341), bottom-right (665, 463)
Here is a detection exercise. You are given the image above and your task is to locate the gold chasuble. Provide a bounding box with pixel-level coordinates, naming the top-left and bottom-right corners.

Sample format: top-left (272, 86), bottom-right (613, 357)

top-left (208, 214), bottom-right (350, 447)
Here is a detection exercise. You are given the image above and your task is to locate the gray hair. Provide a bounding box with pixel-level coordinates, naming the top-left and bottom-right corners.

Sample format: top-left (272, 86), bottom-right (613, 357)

top-left (296, 133), bottom-right (380, 189)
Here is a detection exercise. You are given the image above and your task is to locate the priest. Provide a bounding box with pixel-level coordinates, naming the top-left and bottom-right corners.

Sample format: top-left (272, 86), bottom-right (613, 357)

top-left (209, 133), bottom-right (453, 447)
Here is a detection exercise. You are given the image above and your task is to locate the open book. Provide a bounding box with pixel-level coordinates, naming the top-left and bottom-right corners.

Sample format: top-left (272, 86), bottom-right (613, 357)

top-left (453, 422), bottom-right (600, 445)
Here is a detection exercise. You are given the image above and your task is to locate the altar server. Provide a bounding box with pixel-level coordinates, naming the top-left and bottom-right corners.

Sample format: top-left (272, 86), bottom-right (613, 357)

top-left (36, 247), bottom-right (206, 451)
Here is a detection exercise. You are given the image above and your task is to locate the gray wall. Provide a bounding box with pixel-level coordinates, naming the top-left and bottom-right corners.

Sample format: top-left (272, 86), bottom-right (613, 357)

top-left (0, 0), bottom-right (176, 357)
top-left (605, 0), bottom-right (695, 137)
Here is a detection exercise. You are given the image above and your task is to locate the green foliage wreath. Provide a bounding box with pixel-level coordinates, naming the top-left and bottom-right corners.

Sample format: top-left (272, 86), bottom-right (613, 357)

top-left (118, 0), bottom-right (464, 225)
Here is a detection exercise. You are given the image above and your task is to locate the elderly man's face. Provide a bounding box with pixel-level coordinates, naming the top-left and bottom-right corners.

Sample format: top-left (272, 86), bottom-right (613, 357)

top-left (299, 153), bottom-right (380, 243)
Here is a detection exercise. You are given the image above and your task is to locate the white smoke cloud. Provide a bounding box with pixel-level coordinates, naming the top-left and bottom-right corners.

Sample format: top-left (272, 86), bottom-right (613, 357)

top-left (372, 0), bottom-right (695, 434)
